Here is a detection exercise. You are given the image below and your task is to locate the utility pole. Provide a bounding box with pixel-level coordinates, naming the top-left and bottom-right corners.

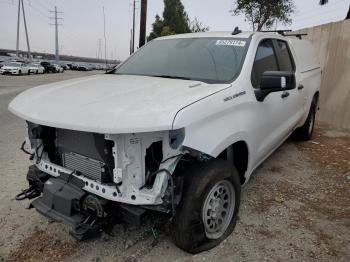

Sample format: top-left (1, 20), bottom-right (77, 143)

top-left (139, 0), bottom-right (147, 48)
top-left (102, 6), bottom-right (107, 70)
top-left (16, 0), bottom-right (21, 57)
top-left (131, 0), bottom-right (136, 54)
top-left (21, 0), bottom-right (31, 62)
top-left (98, 38), bottom-right (102, 60)
top-left (130, 29), bottom-right (133, 55)
top-left (49, 6), bottom-right (63, 62)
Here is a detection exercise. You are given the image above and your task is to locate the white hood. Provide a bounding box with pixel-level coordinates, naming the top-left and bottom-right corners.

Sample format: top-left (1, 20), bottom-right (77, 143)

top-left (9, 74), bottom-right (230, 133)
top-left (2, 66), bottom-right (19, 70)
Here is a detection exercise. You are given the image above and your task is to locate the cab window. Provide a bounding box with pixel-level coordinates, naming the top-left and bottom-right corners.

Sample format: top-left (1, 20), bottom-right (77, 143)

top-left (251, 39), bottom-right (278, 88)
top-left (275, 40), bottom-right (295, 71)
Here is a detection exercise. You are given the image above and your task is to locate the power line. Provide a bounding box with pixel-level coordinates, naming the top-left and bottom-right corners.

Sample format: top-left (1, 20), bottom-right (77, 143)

top-left (34, 0), bottom-right (51, 11)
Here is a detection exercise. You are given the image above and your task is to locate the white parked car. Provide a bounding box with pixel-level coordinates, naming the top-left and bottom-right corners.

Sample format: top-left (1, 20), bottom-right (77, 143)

top-left (0, 61), bottom-right (30, 75)
top-left (28, 63), bottom-right (45, 74)
top-left (53, 64), bottom-right (64, 73)
top-left (9, 30), bottom-right (320, 253)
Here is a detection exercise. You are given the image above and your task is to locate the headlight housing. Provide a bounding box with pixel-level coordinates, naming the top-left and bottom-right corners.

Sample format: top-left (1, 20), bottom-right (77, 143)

top-left (169, 129), bottom-right (185, 149)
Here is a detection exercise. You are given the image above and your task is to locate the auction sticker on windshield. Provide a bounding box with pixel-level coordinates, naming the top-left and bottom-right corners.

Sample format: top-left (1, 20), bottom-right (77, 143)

top-left (215, 40), bottom-right (246, 47)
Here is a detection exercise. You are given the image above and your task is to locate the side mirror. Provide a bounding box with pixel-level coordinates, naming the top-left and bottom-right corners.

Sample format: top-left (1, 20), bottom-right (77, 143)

top-left (255, 71), bottom-right (296, 102)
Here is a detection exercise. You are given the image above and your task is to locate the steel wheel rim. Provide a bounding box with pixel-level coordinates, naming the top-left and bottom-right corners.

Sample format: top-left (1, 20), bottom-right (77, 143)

top-left (202, 180), bottom-right (235, 239)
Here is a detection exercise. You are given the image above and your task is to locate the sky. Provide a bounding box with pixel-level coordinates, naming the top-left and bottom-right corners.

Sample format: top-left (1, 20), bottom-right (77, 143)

top-left (0, 0), bottom-right (349, 60)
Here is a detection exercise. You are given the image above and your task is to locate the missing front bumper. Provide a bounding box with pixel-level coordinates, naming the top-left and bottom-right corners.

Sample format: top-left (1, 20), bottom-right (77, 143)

top-left (30, 177), bottom-right (86, 228)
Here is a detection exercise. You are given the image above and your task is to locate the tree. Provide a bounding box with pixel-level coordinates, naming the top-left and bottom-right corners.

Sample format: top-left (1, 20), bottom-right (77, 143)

top-left (148, 15), bottom-right (164, 41)
top-left (148, 0), bottom-right (208, 41)
top-left (232, 0), bottom-right (296, 31)
top-left (190, 17), bottom-right (210, 32)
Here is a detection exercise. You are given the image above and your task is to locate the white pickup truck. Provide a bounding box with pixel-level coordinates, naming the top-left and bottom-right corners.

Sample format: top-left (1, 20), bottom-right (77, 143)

top-left (9, 30), bottom-right (321, 253)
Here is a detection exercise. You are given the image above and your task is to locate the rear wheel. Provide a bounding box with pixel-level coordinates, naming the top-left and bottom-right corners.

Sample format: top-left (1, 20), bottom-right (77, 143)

top-left (18, 70), bottom-right (22, 75)
top-left (292, 97), bottom-right (317, 141)
top-left (171, 159), bottom-right (241, 253)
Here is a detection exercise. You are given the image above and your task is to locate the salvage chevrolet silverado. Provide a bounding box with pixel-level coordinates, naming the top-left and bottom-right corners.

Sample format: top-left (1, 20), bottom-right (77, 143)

top-left (8, 30), bottom-right (321, 253)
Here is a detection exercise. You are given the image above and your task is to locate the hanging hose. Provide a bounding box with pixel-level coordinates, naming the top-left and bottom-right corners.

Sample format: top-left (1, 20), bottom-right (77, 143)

top-left (15, 185), bottom-right (40, 200)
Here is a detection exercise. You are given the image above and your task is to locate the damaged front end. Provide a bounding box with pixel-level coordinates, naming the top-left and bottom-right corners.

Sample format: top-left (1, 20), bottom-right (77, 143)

top-left (17, 122), bottom-right (185, 239)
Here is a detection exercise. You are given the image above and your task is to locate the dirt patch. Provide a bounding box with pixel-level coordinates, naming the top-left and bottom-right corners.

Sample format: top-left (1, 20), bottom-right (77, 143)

top-left (7, 229), bottom-right (78, 262)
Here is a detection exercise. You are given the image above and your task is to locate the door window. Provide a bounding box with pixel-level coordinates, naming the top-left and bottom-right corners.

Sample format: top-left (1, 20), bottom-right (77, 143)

top-left (275, 40), bottom-right (295, 71)
top-left (251, 39), bottom-right (278, 88)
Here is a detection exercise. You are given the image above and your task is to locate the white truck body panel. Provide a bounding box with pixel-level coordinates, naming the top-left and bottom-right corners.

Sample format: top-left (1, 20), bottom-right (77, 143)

top-left (8, 31), bottom-right (321, 203)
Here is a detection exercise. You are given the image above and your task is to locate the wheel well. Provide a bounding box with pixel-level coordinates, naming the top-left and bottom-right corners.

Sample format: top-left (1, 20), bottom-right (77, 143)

top-left (217, 141), bottom-right (248, 184)
top-left (314, 91), bottom-right (320, 108)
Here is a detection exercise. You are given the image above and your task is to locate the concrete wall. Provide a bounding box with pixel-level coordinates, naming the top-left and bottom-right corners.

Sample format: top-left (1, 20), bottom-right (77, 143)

top-left (295, 20), bottom-right (350, 130)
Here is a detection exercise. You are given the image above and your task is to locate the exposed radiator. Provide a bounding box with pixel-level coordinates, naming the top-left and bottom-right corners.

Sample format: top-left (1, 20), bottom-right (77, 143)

top-left (62, 152), bottom-right (107, 182)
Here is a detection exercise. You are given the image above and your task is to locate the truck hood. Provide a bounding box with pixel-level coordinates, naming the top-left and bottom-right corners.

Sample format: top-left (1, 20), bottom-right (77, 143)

top-left (9, 74), bottom-right (230, 133)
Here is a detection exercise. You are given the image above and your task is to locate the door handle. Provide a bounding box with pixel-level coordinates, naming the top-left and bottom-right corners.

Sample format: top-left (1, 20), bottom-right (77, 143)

top-left (281, 91), bottom-right (290, 99)
top-left (298, 84), bottom-right (304, 90)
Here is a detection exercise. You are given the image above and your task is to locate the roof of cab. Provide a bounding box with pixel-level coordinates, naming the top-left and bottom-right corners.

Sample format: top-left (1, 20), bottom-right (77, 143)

top-left (156, 31), bottom-right (290, 40)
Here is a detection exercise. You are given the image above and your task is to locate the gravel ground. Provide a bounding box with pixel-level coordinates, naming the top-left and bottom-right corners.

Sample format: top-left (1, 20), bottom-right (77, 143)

top-left (0, 71), bottom-right (349, 261)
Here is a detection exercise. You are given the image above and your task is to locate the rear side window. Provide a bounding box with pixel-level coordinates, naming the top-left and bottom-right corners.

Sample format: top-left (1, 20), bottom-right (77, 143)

top-left (275, 40), bottom-right (295, 71)
top-left (251, 39), bottom-right (278, 88)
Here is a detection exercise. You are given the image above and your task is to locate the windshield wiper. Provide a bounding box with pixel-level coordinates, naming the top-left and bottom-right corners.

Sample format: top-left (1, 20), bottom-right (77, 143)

top-left (151, 75), bottom-right (192, 80)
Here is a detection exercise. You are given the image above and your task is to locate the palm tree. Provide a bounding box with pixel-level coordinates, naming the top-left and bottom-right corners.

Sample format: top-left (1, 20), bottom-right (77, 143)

top-left (319, 0), bottom-right (350, 19)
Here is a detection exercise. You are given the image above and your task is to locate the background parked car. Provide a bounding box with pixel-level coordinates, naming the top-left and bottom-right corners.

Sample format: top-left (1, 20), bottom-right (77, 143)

top-left (69, 63), bottom-right (79, 70)
top-left (53, 64), bottom-right (64, 73)
top-left (77, 64), bottom-right (91, 71)
top-left (40, 61), bottom-right (56, 73)
top-left (28, 63), bottom-right (45, 74)
top-left (0, 61), bottom-right (30, 75)
top-left (58, 63), bottom-right (69, 70)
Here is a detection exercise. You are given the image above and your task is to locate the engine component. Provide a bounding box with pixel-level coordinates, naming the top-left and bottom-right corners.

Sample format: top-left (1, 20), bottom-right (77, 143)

top-left (56, 128), bottom-right (114, 183)
top-left (31, 177), bottom-right (86, 228)
top-left (82, 194), bottom-right (105, 218)
top-left (62, 152), bottom-right (110, 183)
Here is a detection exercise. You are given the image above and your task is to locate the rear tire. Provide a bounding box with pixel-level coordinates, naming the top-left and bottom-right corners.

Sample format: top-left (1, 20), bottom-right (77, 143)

top-left (292, 98), bottom-right (317, 141)
top-left (170, 159), bottom-right (241, 254)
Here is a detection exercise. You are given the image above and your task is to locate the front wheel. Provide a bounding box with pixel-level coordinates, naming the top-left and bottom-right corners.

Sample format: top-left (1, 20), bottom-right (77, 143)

top-left (171, 159), bottom-right (241, 253)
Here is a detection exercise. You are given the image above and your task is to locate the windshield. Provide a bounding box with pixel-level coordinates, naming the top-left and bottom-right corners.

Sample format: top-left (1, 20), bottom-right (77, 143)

top-left (114, 38), bottom-right (249, 83)
top-left (6, 62), bottom-right (22, 67)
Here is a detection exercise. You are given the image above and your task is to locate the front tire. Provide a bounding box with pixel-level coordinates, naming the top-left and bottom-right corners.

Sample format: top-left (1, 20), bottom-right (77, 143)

top-left (171, 159), bottom-right (241, 253)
